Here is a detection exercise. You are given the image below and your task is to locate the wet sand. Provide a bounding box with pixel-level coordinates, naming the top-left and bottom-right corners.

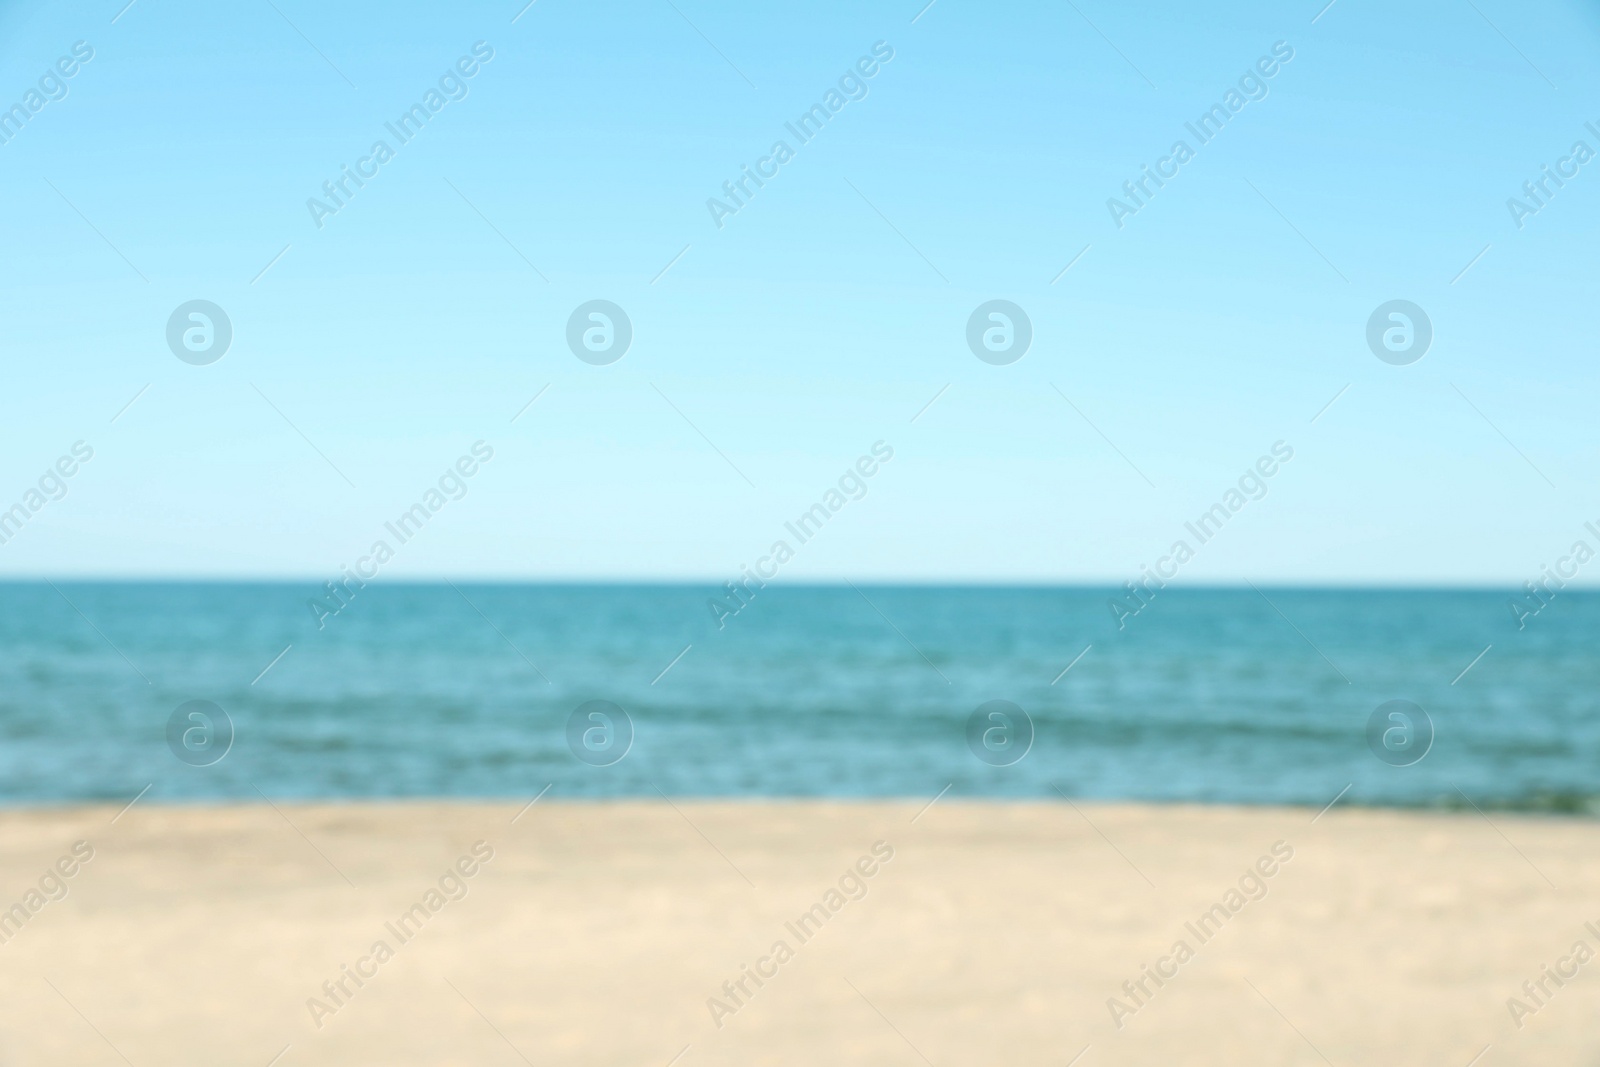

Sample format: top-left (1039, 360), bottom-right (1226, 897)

top-left (0, 800), bottom-right (1595, 1065)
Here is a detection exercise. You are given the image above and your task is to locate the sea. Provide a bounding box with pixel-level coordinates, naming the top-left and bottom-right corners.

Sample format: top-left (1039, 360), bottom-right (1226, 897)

top-left (0, 582), bottom-right (1593, 812)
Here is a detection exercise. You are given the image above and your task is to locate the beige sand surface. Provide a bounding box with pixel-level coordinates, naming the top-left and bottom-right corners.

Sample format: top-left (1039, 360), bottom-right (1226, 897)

top-left (0, 799), bottom-right (1595, 1065)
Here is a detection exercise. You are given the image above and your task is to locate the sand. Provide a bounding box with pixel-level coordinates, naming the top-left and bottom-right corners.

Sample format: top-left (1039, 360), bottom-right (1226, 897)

top-left (0, 798), bottom-right (1594, 1065)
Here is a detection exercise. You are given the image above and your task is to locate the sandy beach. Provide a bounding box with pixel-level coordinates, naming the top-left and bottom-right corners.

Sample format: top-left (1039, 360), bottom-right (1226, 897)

top-left (0, 799), bottom-right (1595, 1065)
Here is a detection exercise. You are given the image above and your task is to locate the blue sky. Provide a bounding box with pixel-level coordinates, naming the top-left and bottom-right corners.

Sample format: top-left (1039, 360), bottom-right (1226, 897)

top-left (0, 0), bottom-right (1597, 583)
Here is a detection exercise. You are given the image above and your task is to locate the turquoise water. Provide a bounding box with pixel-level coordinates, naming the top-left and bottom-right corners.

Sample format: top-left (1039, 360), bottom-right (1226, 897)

top-left (0, 583), bottom-right (1593, 811)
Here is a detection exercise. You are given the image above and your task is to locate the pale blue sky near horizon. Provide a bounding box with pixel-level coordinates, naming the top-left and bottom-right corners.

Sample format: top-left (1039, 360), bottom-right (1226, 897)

top-left (1, 0), bottom-right (1598, 583)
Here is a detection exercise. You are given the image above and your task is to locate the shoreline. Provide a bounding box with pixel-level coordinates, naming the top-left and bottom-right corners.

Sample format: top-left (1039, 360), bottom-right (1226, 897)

top-left (3, 794), bottom-right (1596, 817)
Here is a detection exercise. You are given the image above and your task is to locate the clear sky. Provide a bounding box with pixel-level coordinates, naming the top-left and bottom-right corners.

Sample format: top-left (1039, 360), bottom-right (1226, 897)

top-left (1, 0), bottom-right (1597, 583)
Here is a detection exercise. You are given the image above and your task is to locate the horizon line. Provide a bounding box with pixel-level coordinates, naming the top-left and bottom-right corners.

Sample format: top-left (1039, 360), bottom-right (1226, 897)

top-left (0, 575), bottom-right (1553, 592)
